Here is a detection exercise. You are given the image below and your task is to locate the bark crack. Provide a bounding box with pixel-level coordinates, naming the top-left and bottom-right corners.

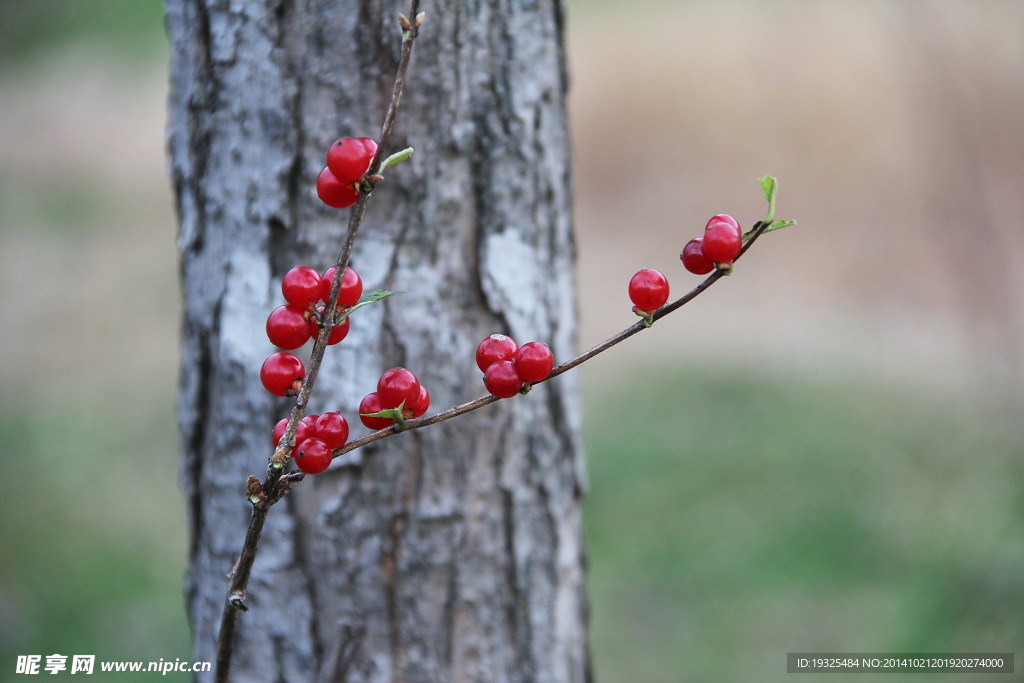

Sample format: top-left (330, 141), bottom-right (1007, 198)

top-left (500, 487), bottom-right (521, 659)
top-left (286, 494), bottom-right (325, 669)
top-left (381, 437), bottom-right (421, 683)
top-left (184, 327), bottom-right (211, 562)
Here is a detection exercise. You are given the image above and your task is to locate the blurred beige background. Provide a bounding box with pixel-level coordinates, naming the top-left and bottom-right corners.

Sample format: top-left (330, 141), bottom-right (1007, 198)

top-left (2, 1), bottom-right (1021, 680)
top-left (573, 1), bottom-right (1024, 399)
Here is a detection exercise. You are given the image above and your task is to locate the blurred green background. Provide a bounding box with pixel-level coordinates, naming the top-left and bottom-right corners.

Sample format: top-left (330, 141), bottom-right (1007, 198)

top-left (1, 1), bottom-right (1021, 681)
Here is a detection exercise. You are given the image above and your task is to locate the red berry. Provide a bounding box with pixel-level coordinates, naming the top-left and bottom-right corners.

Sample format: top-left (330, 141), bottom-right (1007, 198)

top-left (705, 213), bottom-right (741, 234)
top-left (358, 392), bottom-right (393, 430)
top-left (680, 238), bottom-right (715, 275)
top-left (281, 266), bottom-right (321, 309)
top-left (326, 137), bottom-right (378, 183)
top-left (260, 352), bottom-right (305, 396)
top-left (310, 305), bottom-right (351, 345)
top-left (703, 215), bottom-right (743, 263)
top-left (377, 367), bottom-right (421, 409)
top-left (475, 334), bottom-right (518, 372)
top-left (319, 266), bottom-right (363, 308)
top-left (266, 304), bottom-right (312, 350)
top-left (313, 412), bottom-right (349, 450)
top-left (404, 384), bottom-right (430, 419)
top-left (271, 417), bottom-right (312, 449)
top-left (293, 437), bottom-right (332, 474)
top-left (628, 269), bottom-right (670, 311)
top-left (514, 342), bottom-right (554, 383)
top-left (301, 413), bottom-right (319, 433)
top-left (484, 360), bottom-right (523, 398)
top-left (316, 167), bottom-right (359, 209)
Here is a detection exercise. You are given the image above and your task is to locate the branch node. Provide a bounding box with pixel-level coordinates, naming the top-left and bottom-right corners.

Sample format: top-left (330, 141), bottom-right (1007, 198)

top-left (228, 593), bottom-right (248, 612)
top-left (245, 476), bottom-right (264, 505)
top-left (269, 448), bottom-right (289, 473)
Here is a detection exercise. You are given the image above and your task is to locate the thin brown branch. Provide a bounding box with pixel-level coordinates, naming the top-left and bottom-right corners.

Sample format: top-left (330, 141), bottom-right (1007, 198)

top-left (213, 6), bottom-right (424, 681)
top-left (330, 219), bottom-right (773, 459)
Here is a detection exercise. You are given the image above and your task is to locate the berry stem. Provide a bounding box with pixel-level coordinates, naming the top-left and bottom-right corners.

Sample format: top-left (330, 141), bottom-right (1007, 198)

top-left (214, 5), bottom-right (423, 681)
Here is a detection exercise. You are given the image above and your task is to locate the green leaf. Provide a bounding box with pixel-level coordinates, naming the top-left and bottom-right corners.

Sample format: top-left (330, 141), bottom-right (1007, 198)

top-left (360, 407), bottom-right (401, 420)
top-left (355, 289), bottom-right (403, 306)
top-left (757, 176), bottom-right (778, 224)
top-left (379, 147), bottom-right (414, 171)
top-left (764, 219), bottom-right (796, 233)
top-left (360, 404), bottom-right (406, 430)
top-left (331, 289), bottom-right (404, 324)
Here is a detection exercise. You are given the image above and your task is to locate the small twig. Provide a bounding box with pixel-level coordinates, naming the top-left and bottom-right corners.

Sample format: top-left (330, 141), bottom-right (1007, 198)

top-left (213, 5), bottom-right (424, 681)
top-left (330, 220), bottom-right (772, 459)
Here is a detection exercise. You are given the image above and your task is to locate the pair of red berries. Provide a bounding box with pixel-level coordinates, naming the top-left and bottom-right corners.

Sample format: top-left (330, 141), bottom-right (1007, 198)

top-left (680, 214), bottom-right (743, 275)
top-left (261, 265), bottom-right (364, 397)
top-left (476, 335), bottom-right (555, 398)
top-left (316, 137), bottom-right (378, 209)
top-left (272, 411), bottom-right (349, 474)
top-left (359, 367), bottom-right (431, 430)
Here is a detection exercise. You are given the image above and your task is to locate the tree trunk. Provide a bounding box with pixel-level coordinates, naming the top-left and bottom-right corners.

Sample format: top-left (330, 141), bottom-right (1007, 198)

top-left (166, 0), bottom-right (588, 680)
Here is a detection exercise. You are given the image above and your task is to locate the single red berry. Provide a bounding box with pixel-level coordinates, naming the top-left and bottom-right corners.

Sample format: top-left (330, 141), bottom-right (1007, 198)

top-left (377, 367), bottom-right (421, 410)
top-left (484, 360), bottom-right (524, 398)
top-left (316, 167), bottom-right (359, 209)
top-left (310, 305), bottom-right (351, 345)
top-left (514, 342), bottom-right (554, 383)
top-left (319, 266), bottom-right (363, 308)
top-left (703, 215), bottom-right (743, 263)
top-left (680, 238), bottom-right (715, 275)
top-left (301, 413), bottom-right (319, 433)
top-left (266, 304), bottom-right (312, 350)
top-left (260, 352), bottom-right (305, 397)
top-left (271, 417), bottom-right (312, 449)
top-left (359, 392), bottom-right (393, 430)
top-left (475, 334), bottom-right (518, 372)
top-left (313, 412), bottom-right (349, 450)
top-left (293, 437), bottom-right (332, 474)
top-left (326, 137), bottom-right (378, 183)
top-left (404, 384), bottom-right (430, 419)
top-left (705, 213), bottom-right (741, 234)
top-left (628, 269), bottom-right (670, 311)
top-left (281, 266), bottom-right (321, 309)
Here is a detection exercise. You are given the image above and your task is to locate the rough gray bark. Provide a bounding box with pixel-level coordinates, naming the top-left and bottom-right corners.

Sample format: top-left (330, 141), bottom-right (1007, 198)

top-left (166, 0), bottom-right (588, 681)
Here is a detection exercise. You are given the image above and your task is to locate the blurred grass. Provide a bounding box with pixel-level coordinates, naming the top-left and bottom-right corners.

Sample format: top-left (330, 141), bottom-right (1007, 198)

top-left (0, 0), bottom-right (166, 68)
top-left (583, 363), bottom-right (1024, 681)
top-left (0, 392), bottom-right (189, 675)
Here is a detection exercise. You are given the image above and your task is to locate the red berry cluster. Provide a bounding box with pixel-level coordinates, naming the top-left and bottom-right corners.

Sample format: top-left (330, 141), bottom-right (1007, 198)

top-left (259, 134), bottom-right (406, 475)
top-left (260, 265), bottom-right (364, 396)
top-left (316, 137), bottom-right (378, 209)
top-left (271, 411), bottom-right (350, 474)
top-left (680, 214), bottom-right (743, 274)
top-left (359, 367), bottom-right (431, 429)
top-left (475, 334), bottom-right (554, 398)
top-left (625, 213), bottom-right (743, 322)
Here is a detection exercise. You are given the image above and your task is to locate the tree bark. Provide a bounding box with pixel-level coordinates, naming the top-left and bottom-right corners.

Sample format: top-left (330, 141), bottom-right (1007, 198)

top-left (166, 0), bottom-right (588, 680)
